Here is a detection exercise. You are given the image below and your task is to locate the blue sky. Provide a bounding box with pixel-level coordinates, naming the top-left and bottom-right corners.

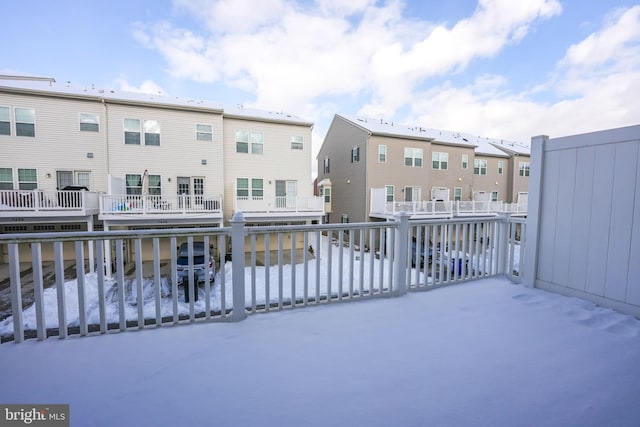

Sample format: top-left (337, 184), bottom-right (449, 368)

top-left (3, 0), bottom-right (640, 159)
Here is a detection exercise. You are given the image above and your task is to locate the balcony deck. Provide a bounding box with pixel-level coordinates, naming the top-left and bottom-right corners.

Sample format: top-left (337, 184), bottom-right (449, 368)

top-left (235, 196), bottom-right (324, 221)
top-left (0, 189), bottom-right (99, 222)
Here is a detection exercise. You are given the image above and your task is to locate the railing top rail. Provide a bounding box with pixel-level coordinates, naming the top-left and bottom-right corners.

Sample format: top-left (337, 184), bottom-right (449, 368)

top-left (246, 221), bottom-right (397, 235)
top-left (0, 226), bottom-right (231, 244)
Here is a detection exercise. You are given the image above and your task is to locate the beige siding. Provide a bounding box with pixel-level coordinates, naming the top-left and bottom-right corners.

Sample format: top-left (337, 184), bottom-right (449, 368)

top-left (222, 117), bottom-right (313, 221)
top-left (0, 93), bottom-right (107, 192)
top-left (429, 144), bottom-right (476, 200)
top-left (106, 104), bottom-right (224, 200)
top-left (471, 154), bottom-right (510, 201)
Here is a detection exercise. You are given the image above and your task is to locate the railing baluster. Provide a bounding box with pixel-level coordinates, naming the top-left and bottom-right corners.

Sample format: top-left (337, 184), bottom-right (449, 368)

top-left (315, 230), bottom-right (321, 304)
top-left (348, 229), bottom-right (354, 298)
top-left (116, 239), bottom-right (126, 331)
top-left (218, 234), bottom-right (227, 318)
top-left (135, 239), bottom-right (144, 329)
top-left (264, 233), bottom-right (270, 312)
top-left (171, 236), bottom-right (179, 324)
top-left (291, 231), bottom-right (296, 307)
top-left (153, 238), bottom-right (162, 325)
top-left (31, 243), bottom-right (46, 341)
top-left (250, 234), bottom-right (257, 313)
top-left (338, 229), bottom-right (344, 300)
top-left (359, 228), bottom-right (365, 297)
top-left (75, 241), bottom-right (88, 336)
top-left (278, 233), bottom-right (284, 309)
top-left (303, 231), bottom-right (309, 306)
top-left (54, 241), bottom-right (67, 339)
top-left (95, 240), bottom-right (107, 334)
top-left (378, 228), bottom-right (385, 293)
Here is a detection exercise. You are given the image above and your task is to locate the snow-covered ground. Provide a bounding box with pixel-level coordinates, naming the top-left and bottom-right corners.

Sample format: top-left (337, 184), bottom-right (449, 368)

top-left (0, 276), bottom-right (639, 426)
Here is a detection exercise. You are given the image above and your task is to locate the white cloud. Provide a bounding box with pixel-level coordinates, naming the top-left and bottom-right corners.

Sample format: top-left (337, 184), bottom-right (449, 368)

top-left (115, 78), bottom-right (166, 95)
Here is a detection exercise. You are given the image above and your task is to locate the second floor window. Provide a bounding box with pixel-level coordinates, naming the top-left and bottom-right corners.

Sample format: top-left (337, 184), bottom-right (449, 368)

top-left (0, 107), bottom-right (10, 135)
top-left (124, 118), bottom-right (141, 145)
top-left (385, 185), bottom-right (394, 202)
top-left (519, 162), bottom-right (530, 177)
top-left (461, 154), bottom-right (468, 170)
top-left (0, 168), bottom-right (13, 189)
top-left (474, 159), bottom-right (487, 175)
top-left (323, 158), bottom-right (330, 174)
top-left (18, 168), bottom-right (37, 190)
top-left (15, 107), bottom-right (35, 137)
top-left (196, 124), bottom-right (213, 141)
top-left (323, 187), bottom-right (331, 203)
top-left (291, 135), bottom-right (303, 150)
top-left (379, 145), bottom-right (387, 163)
top-left (498, 161), bottom-right (504, 175)
top-left (351, 146), bottom-right (360, 162)
top-left (236, 131), bottom-right (263, 154)
top-left (80, 113), bottom-right (99, 132)
top-left (144, 120), bottom-right (160, 146)
top-left (432, 152), bottom-right (448, 170)
top-left (126, 174), bottom-right (142, 194)
top-left (454, 187), bottom-right (462, 201)
top-left (404, 148), bottom-right (423, 167)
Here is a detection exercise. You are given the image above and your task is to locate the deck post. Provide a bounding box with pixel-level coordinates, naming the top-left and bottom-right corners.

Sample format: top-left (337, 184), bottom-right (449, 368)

top-left (230, 211), bottom-right (247, 322)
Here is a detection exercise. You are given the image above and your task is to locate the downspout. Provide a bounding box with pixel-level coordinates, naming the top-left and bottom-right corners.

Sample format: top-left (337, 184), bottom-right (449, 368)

top-left (102, 99), bottom-right (110, 181)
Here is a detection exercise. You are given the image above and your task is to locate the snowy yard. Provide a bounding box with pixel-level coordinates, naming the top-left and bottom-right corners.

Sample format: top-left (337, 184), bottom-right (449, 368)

top-left (0, 276), bottom-right (638, 426)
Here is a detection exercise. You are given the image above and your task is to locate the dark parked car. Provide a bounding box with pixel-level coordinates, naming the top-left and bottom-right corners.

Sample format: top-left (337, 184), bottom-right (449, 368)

top-left (411, 238), bottom-right (433, 268)
top-left (176, 242), bottom-right (215, 285)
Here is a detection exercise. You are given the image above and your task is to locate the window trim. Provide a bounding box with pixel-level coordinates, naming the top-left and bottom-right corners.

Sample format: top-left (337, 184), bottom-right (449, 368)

top-left (498, 160), bottom-right (504, 175)
top-left (17, 168), bottom-right (37, 190)
top-left (124, 118), bottom-right (141, 145)
top-left (432, 151), bottom-right (448, 170)
top-left (291, 135), bottom-right (304, 150)
top-left (385, 185), bottom-right (394, 202)
top-left (143, 119), bottom-right (161, 146)
top-left (404, 147), bottom-right (423, 167)
top-left (0, 167), bottom-right (13, 190)
top-left (454, 187), bottom-right (462, 202)
top-left (0, 106), bottom-right (11, 136)
top-left (351, 146), bottom-right (360, 163)
top-left (323, 158), bottom-right (330, 174)
top-left (474, 159), bottom-right (488, 175)
top-left (519, 162), bottom-right (530, 177)
top-left (461, 154), bottom-right (468, 170)
top-left (15, 107), bottom-right (35, 137)
top-left (196, 123), bottom-right (213, 142)
top-left (79, 113), bottom-right (100, 132)
top-left (378, 145), bottom-right (387, 163)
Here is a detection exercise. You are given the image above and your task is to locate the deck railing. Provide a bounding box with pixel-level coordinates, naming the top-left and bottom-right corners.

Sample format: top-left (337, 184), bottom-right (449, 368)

top-left (100, 194), bottom-right (223, 215)
top-left (0, 189), bottom-right (98, 213)
top-left (0, 213), bottom-right (524, 344)
top-left (235, 196), bottom-right (323, 213)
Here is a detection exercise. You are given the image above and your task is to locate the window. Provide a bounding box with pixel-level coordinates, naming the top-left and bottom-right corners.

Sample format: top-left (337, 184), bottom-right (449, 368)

top-left (323, 158), bottom-right (330, 174)
top-left (235, 130), bottom-right (249, 153)
top-left (196, 124), bottom-right (213, 142)
top-left (432, 152), bottom-right (448, 170)
top-left (491, 191), bottom-right (499, 202)
top-left (18, 168), bottom-right (37, 190)
top-left (250, 132), bottom-right (263, 154)
top-left (404, 148), bottom-right (423, 167)
top-left (0, 106), bottom-right (10, 135)
top-left (79, 113), bottom-right (99, 132)
top-left (236, 178), bottom-right (249, 197)
top-left (378, 145), bottom-right (387, 163)
top-left (498, 161), bottom-right (504, 175)
top-left (461, 154), bottom-right (468, 170)
top-left (148, 174), bottom-right (161, 195)
top-left (519, 162), bottom-right (530, 177)
top-left (15, 107), bottom-right (35, 137)
top-left (124, 118), bottom-right (141, 145)
top-left (385, 185), bottom-right (394, 202)
top-left (291, 135), bottom-right (303, 150)
top-left (144, 119), bottom-right (160, 146)
top-left (252, 179), bottom-right (263, 199)
top-left (454, 187), bottom-right (462, 201)
top-left (126, 174), bottom-right (142, 195)
top-left (474, 159), bottom-right (487, 175)
top-left (351, 146), bottom-right (360, 163)
top-left (0, 168), bottom-right (13, 189)
top-left (323, 187), bottom-right (331, 203)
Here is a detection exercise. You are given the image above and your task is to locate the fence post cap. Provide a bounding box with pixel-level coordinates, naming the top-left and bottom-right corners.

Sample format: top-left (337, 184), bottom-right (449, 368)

top-left (230, 211), bottom-right (245, 223)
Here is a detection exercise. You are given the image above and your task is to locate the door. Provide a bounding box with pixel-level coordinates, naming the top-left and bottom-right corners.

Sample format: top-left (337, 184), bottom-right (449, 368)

top-left (275, 180), bottom-right (297, 208)
top-left (286, 181), bottom-right (297, 208)
top-left (177, 177), bottom-right (190, 208)
top-left (193, 177), bottom-right (204, 206)
top-left (57, 171), bottom-right (73, 189)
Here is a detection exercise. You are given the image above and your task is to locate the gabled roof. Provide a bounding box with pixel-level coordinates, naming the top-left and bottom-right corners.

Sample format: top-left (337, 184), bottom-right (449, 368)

top-left (223, 104), bottom-right (313, 126)
top-left (489, 139), bottom-right (531, 156)
top-left (338, 114), bottom-right (523, 153)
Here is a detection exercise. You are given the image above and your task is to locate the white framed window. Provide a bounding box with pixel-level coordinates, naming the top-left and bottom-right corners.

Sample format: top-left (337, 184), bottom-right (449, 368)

top-left (351, 146), bottom-right (360, 162)
top-left (323, 187), bottom-right (331, 203)
top-left (498, 160), bottom-right (504, 175)
top-left (461, 154), bottom-right (468, 170)
top-left (252, 178), bottom-right (263, 199)
top-left (519, 162), bottom-right (530, 177)
top-left (148, 174), bottom-right (161, 195)
top-left (124, 118), bottom-right (141, 145)
top-left (454, 187), bottom-right (462, 201)
top-left (18, 168), bottom-right (37, 190)
top-left (323, 158), bottom-right (330, 174)
top-left (491, 191), bottom-right (499, 202)
top-left (126, 174), bottom-right (142, 195)
top-left (404, 148), bottom-right (423, 167)
top-left (0, 106), bottom-right (10, 136)
top-left (144, 119), bottom-right (160, 146)
top-left (196, 124), bottom-right (213, 142)
top-left (291, 135), bottom-right (303, 150)
top-left (385, 185), bottom-right (394, 202)
top-left (474, 159), bottom-right (487, 175)
top-left (15, 107), bottom-right (35, 137)
top-left (432, 152), bottom-right (448, 170)
top-left (79, 113), bottom-right (99, 132)
top-left (0, 168), bottom-right (13, 189)
top-left (250, 132), bottom-right (264, 154)
top-left (236, 130), bottom-right (249, 153)
top-left (236, 178), bottom-right (249, 197)
top-left (378, 145), bottom-right (387, 163)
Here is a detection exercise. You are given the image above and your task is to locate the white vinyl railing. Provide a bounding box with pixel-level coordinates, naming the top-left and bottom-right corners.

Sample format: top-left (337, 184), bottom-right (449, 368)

top-left (100, 194), bottom-right (223, 215)
top-left (235, 196), bottom-right (323, 213)
top-left (0, 213), bottom-right (524, 344)
top-left (0, 189), bottom-right (98, 213)
top-left (383, 200), bottom-right (454, 216)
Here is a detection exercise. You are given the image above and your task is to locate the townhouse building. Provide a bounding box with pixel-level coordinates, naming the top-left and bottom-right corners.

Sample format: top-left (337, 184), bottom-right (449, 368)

top-left (316, 114), bottom-right (529, 225)
top-left (0, 76), bottom-right (322, 264)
